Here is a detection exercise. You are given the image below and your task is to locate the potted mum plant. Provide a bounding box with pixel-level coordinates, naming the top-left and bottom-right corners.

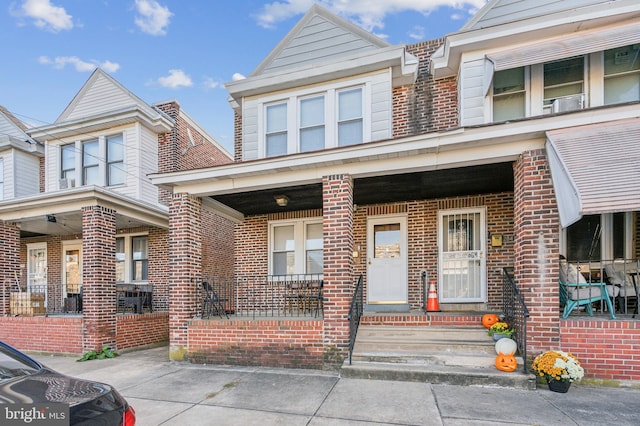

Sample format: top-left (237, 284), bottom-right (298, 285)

top-left (487, 322), bottom-right (515, 341)
top-left (532, 350), bottom-right (584, 393)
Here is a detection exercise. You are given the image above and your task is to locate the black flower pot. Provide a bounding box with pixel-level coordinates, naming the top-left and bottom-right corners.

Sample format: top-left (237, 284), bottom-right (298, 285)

top-left (548, 380), bottom-right (571, 393)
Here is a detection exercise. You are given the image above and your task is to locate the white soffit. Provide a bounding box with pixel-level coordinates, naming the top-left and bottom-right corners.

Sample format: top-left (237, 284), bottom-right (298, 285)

top-left (487, 21), bottom-right (640, 71)
top-left (546, 118), bottom-right (640, 228)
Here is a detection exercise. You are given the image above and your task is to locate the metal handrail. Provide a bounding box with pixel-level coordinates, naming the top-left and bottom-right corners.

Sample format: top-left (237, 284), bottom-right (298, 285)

top-left (347, 274), bottom-right (364, 365)
top-left (502, 267), bottom-right (530, 374)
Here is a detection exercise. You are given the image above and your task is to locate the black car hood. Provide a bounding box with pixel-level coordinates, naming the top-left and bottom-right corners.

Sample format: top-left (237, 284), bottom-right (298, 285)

top-left (0, 368), bottom-right (112, 405)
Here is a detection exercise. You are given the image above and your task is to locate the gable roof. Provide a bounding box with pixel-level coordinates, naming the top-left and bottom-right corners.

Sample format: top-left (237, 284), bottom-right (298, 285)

top-left (462, 0), bottom-right (624, 31)
top-left (251, 4), bottom-right (390, 77)
top-left (0, 106), bottom-right (42, 153)
top-left (56, 68), bottom-right (164, 124)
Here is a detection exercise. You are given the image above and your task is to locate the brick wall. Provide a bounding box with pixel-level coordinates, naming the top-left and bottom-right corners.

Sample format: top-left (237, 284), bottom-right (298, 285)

top-left (0, 316), bottom-right (83, 354)
top-left (561, 319), bottom-right (640, 381)
top-left (82, 206), bottom-right (117, 352)
top-left (148, 227), bottom-right (169, 311)
top-left (202, 207), bottom-right (235, 278)
top-left (393, 39), bottom-right (458, 137)
top-left (513, 149), bottom-right (561, 355)
top-left (0, 221), bottom-right (20, 313)
top-left (322, 174), bottom-right (354, 363)
top-left (188, 319), bottom-right (324, 369)
top-left (116, 312), bottom-right (169, 350)
top-left (168, 194), bottom-right (202, 360)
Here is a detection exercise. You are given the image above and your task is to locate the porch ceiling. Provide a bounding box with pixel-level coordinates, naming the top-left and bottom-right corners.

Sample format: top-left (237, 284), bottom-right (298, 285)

top-left (210, 162), bottom-right (514, 215)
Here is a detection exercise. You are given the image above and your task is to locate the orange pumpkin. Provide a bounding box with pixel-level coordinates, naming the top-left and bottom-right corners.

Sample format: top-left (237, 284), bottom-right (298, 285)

top-left (482, 313), bottom-right (500, 329)
top-left (495, 352), bottom-right (517, 372)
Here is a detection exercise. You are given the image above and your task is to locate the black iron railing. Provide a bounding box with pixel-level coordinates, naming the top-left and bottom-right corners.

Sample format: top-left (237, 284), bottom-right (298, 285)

top-left (502, 268), bottom-right (530, 374)
top-left (199, 274), bottom-right (324, 319)
top-left (348, 274), bottom-right (364, 365)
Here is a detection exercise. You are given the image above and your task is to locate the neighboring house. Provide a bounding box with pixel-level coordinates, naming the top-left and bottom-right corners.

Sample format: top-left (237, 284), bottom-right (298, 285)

top-left (151, 0), bottom-right (640, 380)
top-left (0, 69), bottom-right (234, 354)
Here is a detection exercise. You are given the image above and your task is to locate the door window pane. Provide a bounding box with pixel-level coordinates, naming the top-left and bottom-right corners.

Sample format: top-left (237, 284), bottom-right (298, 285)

top-left (374, 224), bottom-right (400, 258)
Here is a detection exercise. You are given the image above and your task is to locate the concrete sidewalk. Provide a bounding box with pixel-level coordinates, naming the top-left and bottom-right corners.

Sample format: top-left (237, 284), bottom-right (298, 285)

top-left (33, 346), bottom-right (640, 426)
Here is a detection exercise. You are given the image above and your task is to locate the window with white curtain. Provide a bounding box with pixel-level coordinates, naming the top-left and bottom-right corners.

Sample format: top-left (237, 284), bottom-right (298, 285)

top-left (493, 67), bottom-right (526, 121)
top-left (82, 139), bottom-right (99, 185)
top-left (299, 95), bottom-right (325, 152)
top-left (116, 234), bottom-right (149, 282)
top-left (337, 88), bottom-right (363, 146)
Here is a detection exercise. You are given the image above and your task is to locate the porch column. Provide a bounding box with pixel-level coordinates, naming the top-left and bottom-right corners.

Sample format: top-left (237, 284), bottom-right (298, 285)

top-left (82, 205), bottom-right (116, 352)
top-left (513, 149), bottom-right (561, 354)
top-left (0, 221), bottom-right (20, 315)
top-left (168, 193), bottom-right (202, 361)
top-left (322, 174), bottom-right (354, 364)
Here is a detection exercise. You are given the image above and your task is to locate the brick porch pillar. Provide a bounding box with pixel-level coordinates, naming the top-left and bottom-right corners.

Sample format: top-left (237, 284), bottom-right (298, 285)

top-left (168, 193), bottom-right (202, 361)
top-left (513, 149), bottom-right (561, 355)
top-left (0, 221), bottom-right (20, 315)
top-left (82, 205), bottom-right (116, 352)
top-left (322, 174), bottom-right (354, 365)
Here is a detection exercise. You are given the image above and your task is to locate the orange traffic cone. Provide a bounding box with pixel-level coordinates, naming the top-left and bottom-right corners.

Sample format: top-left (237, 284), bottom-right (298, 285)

top-left (426, 280), bottom-right (440, 312)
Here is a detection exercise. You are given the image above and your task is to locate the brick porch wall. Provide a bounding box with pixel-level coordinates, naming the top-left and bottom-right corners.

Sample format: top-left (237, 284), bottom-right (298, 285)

top-left (561, 319), bottom-right (640, 381)
top-left (116, 312), bottom-right (169, 350)
top-left (0, 221), bottom-right (20, 314)
top-left (513, 149), bottom-right (561, 355)
top-left (188, 319), bottom-right (324, 369)
top-left (0, 316), bottom-right (83, 354)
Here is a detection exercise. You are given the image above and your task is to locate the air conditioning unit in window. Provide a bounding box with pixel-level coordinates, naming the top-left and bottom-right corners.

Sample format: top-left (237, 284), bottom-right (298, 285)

top-left (552, 94), bottom-right (584, 113)
top-left (59, 178), bottom-right (75, 189)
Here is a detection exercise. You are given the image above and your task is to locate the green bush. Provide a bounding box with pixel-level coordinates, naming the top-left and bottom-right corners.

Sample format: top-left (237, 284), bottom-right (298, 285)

top-left (77, 346), bottom-right (118, 362)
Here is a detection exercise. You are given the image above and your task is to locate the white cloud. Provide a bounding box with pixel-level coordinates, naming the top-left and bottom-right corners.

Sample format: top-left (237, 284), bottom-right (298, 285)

top-left (157, 69), bottom-right (193, 89)
top-left (18, 0), bottom-right (73, 32)
top-left (232, 73), bottom-right (246, 81)
top-left (408, 25), bottom-right (425, 40)
top-left (255, 0), bottom-right (487, 33)
top-left (203, 77), bottom-right (221, 90)
top-left (38, 56), bottom-right (121, 73)
top-left (134, 0), bottom-right (173, 36)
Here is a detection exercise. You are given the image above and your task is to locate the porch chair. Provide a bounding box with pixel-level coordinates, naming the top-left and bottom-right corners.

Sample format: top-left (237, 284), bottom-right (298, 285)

top-left (202, 281), bottom-right (229, 319)
top-left (559, 260), bottom-right (616, 319)
top-left (604, 263), bottom-right (638, 317)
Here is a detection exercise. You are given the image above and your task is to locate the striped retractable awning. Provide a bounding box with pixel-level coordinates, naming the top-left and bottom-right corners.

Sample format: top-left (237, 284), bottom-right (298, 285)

top-left (546, 117), bottom-right (640, 228)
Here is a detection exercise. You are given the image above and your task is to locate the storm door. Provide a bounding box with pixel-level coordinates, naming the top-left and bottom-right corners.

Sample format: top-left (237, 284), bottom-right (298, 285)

top-left (438, 209), bottom-right (487, 303)
top-left (367, 215), bottom-right (408, 305)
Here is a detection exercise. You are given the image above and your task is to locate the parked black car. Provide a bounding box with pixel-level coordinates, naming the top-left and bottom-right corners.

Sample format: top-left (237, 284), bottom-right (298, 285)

top-left (0, 341), bottom-right (135, 425)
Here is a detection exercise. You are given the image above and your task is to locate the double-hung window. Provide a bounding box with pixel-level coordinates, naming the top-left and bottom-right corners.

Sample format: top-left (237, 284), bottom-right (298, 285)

top-left (82, 139), bottom-right (99, 185)
top-left (107, 135), bottom-right (125, 186)
top-left (543, 57), bottom-right (584, 112)
top-left (493, 67), bottom-right (526, 121)
top-left (61, 143), bottom-right (76, 187)
top-left (565, 213), bottom-right (632, 261)
top-left (337, 88), bottom-right (363, 146)
top-left (115, 235), bottom-right (149, 282)
top-left (266, 103), bottom-right (288, 157)
top-left (270, 219), bottom-right (323, 275)
top-left (299, 96), bottom-right (325, 152)
top-left (604, 44), bottom-right (640, 105)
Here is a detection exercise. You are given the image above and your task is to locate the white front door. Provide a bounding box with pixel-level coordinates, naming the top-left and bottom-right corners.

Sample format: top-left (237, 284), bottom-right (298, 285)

top-left (438, 209), bottom-right (487, 303)
top-left (63, 242), bottom-right (82, 297)
top-left (26, 243), bottom-right (47, 292)
top-left (367, 215), bottom-right (408, 305)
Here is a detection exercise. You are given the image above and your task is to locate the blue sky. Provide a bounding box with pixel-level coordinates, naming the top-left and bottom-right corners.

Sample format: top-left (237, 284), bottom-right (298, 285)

top-left (2, 0), bottom-right (487, 153)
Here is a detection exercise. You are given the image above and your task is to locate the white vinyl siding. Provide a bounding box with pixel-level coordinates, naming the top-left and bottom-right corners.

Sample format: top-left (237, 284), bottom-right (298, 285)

top-left (14, 150), bottom-right (40, 198)
top-left (460, 59), bottom-right (486, 126)
top-left (62, 73), bottom-right (139, 122)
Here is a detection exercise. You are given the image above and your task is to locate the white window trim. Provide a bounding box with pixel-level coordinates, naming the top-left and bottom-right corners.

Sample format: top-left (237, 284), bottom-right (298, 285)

top-left (59, 132), bottom-right (125, 188)
top-left (116, 232), bottom-right (149, 283)
top-left (298, 93), bottom-right (326, 153)
top-left (0, 157), bottom-right (4, 201)
top-left (268, 217), bottom-right (323, 276)
top-left (257, 76), bottom-right (373, 157)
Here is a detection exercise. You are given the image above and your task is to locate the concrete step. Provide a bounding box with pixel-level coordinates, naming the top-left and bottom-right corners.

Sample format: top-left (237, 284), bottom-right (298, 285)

top-left (342, 325), bottom-right (536, 390)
